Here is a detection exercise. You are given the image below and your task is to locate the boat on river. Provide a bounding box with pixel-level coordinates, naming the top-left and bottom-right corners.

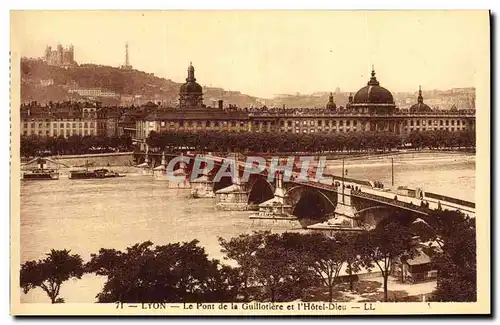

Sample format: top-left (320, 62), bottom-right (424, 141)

top-left (69, 168), bottom-right (125, 179)
top-left (21, 157), bottom-right (60, 180)
top-left (69, 161), bottom-right (125, 179)
top-left (22, 168), bottom-right (59, 180)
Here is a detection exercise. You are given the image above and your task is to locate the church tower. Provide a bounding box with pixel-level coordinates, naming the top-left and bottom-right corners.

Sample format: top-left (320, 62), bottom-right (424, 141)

top-left (326, 92), bottom-right (337, 110)
top-left (179, 62), bottom-right (204, 108)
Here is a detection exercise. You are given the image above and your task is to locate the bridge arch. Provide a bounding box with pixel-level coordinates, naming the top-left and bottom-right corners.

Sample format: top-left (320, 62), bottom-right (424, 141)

top-left (353, 205), bottom-right (392, 230)
top-left (354, 205), bottom-right (423, 230)
top-left (213, 175), bottom-right (234, 192)
top-left (286, 185), bottom-right (336, 228)
top-left (247, 176), bottom-right (274, 206)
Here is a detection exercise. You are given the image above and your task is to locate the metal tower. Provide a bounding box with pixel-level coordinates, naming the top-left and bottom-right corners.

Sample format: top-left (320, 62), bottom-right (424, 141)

top-left (125, 42), bottom-right (129, 67)
top-left (121, 42), bottom-right (132, 69)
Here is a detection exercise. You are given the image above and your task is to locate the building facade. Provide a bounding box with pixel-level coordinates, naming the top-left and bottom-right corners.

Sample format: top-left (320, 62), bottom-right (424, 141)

top-left (134, 64), bottom-right (475, 141)
top-left (136, 63), bottom-right (251, 139)
top-left (68, 88), bottom-right (117, 98)
top-left (21, 102), bottom-right (99, 138)
top-left (20, 64), bottom-right (476, 141)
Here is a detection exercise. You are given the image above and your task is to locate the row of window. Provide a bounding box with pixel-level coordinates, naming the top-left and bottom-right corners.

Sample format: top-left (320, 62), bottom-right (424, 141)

top-left (23, 129), bottom-right (97, 136)
top-left (406, 119), bottom-right (467, 127)
top-left (279, 120), bottom-right (361, 127)
top-left (154, 121), bottom-right (248, 128)
top-left (203, 126), bottom-right (468, 134)
top-left (147, 119), bottom-right (471, 130)
top-left (404, 127), bottom-right (468, 132)
top-left (22, 122), bottom-right (96, 129)
top-left (152, 120), bottom-right (369, 128)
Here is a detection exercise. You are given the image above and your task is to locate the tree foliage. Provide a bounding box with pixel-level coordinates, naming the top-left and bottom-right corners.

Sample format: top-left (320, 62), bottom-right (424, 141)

top-left (21, 211), bottom-right (476, 304)
top-left (20, 134), bottom-right (133, 158)
top-left (86, 240), bottom-right (240, 303)
top-left (296, 232), bottom-right (350, 302)
top-left (357, 216), bottom-right (419, 302)
top-left (145, 129), bottom-right (475, 155)
top-left (426, 211), bottom-right (477, 302)
top-left (220, 231), bottom-right (364, 302)
top-left (20, 249), bottom-right (84, 303)
top-left (405, 129), bottom-right (475, 150)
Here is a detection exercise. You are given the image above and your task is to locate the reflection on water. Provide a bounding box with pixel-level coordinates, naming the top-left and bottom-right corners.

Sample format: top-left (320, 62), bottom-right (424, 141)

top-left (19, 153), bottom-right (475, 303)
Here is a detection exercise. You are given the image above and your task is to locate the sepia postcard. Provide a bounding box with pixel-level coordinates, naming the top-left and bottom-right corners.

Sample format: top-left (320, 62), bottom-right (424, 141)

top-left (10, 10), bottom-right (491, 316)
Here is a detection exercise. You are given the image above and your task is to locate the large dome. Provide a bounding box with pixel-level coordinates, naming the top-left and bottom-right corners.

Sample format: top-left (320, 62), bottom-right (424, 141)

top-left (353, 85), bottom-right (394, 104)
top-left (352, 70), bottom-right (394, 104)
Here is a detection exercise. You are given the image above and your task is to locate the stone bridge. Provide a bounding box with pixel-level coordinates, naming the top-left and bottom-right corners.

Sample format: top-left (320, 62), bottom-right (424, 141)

top-left (144, 152), bottom-right (475, 229)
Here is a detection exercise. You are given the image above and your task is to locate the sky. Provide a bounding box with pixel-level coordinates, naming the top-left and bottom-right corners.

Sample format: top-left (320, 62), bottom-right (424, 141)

top-left (11, 10), bottom-right (489, 98)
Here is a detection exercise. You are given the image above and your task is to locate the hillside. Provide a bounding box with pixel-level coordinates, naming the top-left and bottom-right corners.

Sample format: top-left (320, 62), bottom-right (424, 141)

top-left (20, 58), bottom-right (264, 107)
top-left (19, 58), bottom-right (475, 110)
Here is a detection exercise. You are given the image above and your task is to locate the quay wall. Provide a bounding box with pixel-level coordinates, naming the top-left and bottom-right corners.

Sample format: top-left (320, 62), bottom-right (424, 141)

top-left (50, 152), bottom-right (136, 167)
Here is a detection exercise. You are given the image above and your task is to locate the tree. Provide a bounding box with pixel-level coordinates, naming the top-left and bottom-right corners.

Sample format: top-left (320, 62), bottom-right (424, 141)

top-left (358, 218), bottom-right (418, 302)
top-left (339, 233), bottom-right (364, 292)
top-left (297, 232), bottom-right (348, 302)
top-left (220, 231), bottom-right (314, 302)
top-left (86, 240), bottom-right (239, 303)
top-left (20, 249), bottom-right (84, 303)
top-left (252, 233), bottom-right (312, 302)
top-left (218, 231), bottom-right (270, 301)
top-left (425, 210), bottom-right (477, 302)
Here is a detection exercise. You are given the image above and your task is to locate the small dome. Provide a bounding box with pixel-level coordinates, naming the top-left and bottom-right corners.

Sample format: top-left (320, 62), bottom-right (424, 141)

top-left (409, 102), bottom-right (432, 113)
top-left (180, 62), bottom-right (203, 94)
top-left (326, 92), bottom-right (336, 110)
top-left (352, 70), bottom-right (394, 104)
top-left (409, 86), bottom-right (432, 113)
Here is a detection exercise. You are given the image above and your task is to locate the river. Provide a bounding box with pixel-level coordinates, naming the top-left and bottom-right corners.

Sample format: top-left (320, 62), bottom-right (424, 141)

top-left (19, 152), bottom-right (475, 303)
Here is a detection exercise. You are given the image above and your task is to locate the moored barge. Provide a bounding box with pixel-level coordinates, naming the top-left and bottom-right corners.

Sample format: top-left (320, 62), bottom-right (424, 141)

top-left (21, 157), bottom-right (60, 180)
top-left (22, 168), bottom-right (60, 180)
top-left (69, 168), bottom-right (124, 179)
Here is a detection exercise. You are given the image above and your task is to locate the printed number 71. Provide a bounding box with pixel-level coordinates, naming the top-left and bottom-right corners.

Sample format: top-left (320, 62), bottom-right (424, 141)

top-left (116, 302), bottom-right (124, 309)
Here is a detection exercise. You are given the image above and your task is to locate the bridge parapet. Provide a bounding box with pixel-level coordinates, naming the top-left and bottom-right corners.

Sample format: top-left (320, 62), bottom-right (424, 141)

top-left (352, 190), bottom-right (431, 215)
top-left (182, 153), bottom-right (475, 218)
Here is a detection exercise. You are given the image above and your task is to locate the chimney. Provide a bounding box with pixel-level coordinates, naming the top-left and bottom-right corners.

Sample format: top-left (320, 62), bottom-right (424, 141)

top-left (218, 100), bottom-right (223, 110)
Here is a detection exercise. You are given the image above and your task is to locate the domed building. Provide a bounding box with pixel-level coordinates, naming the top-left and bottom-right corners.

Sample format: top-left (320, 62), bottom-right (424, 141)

top-left (409, 86), bottom-right (433, 113)
top-left (179, 62), bottom-right (204, 108)
top-left (342, 67), bottom-right (400, 133)
top-left (325, 92), bottom-right (337, 110)
top-left (130, 63), bottom-right (475, 143)
top-left (347, 68), bottom-right (397, 115)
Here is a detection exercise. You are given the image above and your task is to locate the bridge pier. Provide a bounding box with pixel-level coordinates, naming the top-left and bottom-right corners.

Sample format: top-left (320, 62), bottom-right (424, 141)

top-left (215, 183), bottom-right (250, 211)
top-left (214, 163), bottom-right (250, 210)
top-left (168, 156), bottom-right (191, 189)
top-left (153, 152), bottom-right (168, 180)
top-left (190, 166), bottom-right (215, 198)
top-left (308, 187), bottom-right (364, 233)
top-left (248, 171), bottom-right (300, 227)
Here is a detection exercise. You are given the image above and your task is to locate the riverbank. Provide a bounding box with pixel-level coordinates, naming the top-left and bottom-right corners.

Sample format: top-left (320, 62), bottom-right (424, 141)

top-left (22, 149), bottom-right (475, 168)
top-left (258, 148), bottom-right (475, 161)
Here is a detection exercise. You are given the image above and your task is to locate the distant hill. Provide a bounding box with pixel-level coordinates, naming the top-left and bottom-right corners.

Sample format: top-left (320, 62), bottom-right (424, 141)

top-left (20, 58), bottom-right (264, 107)
top-left (19, 58), bottom-right (475, 110)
